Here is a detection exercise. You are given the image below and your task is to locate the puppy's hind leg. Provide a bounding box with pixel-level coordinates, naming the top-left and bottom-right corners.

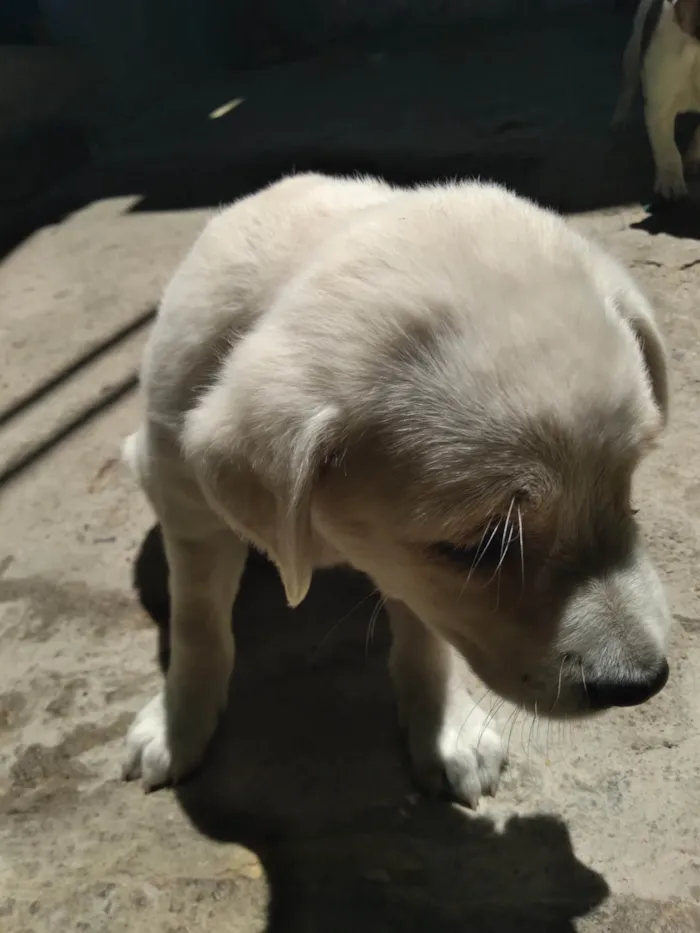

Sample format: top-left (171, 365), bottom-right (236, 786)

top-left (387, 600), bottom-right (506, 809)
top-left (123, 427), bottom-right (248, 791)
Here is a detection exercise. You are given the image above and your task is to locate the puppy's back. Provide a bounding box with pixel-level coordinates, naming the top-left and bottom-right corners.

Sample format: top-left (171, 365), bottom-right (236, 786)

top-left (142, 173), bottom-right (394, 430)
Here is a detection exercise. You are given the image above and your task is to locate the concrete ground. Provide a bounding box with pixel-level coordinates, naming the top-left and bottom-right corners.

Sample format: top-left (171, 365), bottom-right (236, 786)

top-left (2, 14), bottom-right (700, 933)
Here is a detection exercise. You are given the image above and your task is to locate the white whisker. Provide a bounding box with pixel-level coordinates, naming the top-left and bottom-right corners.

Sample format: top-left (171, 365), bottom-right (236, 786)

top-left (467, 517), bottom-right (502, 583)
top-left (491, 499), bottom-right (522, 611)
top-left (527, 701), bottom-right (539, 760)
top-left (478, 697), bottom-right (505, 748)
top-left (313, 588), bottom-right (379, 659)
top-left (504, 704), bottom-right (522, 759)
top-left (365, 595), bottom-right (387, 658)
top-left (457, 687), bottom-right (493, 746)
top-left (580, 659), bottom-right (589, 701)
top-left (516, 502), bottom-right (525, 591)
top-left (489, 498), bottom-right (516, 581)
top-left (553, 656), bottom-right (566, 713)
top-left (519, 709), bottom-right (530, 756)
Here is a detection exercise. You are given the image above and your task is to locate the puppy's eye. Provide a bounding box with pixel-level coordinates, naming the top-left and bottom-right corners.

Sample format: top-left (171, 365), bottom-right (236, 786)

top-left (433, 540), bottom-right (484, 567)
top-left (433, 521), bottom-right (516, 571)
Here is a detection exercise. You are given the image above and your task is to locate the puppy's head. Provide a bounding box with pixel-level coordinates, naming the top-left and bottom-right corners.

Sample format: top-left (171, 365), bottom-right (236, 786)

top-left (184, 189), bottom-right (670, 719)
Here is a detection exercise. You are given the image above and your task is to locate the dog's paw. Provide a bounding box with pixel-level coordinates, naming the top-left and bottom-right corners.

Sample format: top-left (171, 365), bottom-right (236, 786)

top-left (444, 723), bottom-right (506, 807)
top-left (122, 676), bottom-right (227, 791)
top-left (654, 166), bottom-right (688, 200)
top-left (122, 691), bottom-right (173, 791)
top-left (407, 716), bottom-right (506, 809)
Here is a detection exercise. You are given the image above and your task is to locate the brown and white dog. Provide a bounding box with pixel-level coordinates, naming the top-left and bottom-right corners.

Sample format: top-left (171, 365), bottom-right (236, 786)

top-left (121, 174), bottom-right (671, 808)
top-left (613, 0), bottom-right (700, 198)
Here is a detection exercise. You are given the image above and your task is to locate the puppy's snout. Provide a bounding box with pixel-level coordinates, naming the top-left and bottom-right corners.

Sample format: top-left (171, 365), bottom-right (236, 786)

top-left (586, 658), bottom-right (669, 710)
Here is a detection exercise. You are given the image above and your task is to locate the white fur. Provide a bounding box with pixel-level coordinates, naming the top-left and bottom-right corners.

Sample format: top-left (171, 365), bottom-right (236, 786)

top-left (122, 173), bottom-right (670, 806)
top-left (613, 0), bottom-right (700, 197)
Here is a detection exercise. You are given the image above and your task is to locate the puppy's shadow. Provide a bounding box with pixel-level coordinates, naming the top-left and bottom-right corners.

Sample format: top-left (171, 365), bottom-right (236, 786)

top-left (134, 525), bottom-right (609, 932)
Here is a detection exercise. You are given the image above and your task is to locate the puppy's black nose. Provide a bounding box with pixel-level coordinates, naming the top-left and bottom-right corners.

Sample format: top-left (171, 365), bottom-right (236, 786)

top-left (586, 658), bottom-right (669, 710)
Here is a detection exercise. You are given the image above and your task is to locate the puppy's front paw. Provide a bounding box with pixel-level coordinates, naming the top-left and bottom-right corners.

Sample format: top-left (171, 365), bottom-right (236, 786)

top-left (122, 691), bottom-right (173, 791)
top-left (406, 713), bottom-right (506, 809)
top-left (444, 723), bottom-right (505, 807)
top-left (122, 674), bottom-right (227, 791)
top-left (654, 166), bottom-right (688, 199)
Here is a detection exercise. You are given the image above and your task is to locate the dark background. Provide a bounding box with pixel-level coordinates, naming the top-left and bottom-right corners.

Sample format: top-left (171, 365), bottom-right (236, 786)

top-left (0, 0), bottom-right (665, 266)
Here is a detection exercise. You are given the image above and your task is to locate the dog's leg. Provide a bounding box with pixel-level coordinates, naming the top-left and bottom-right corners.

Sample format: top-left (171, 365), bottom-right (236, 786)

top-left (643, 36), bottom-right (689, 198)
top-left (387, 599), bottom-right (505, 808)
top-left (122, 429), bottom-right (248, 791)
top-left (123, 526), bottom-right (247, 790)
top-left (646, 94), bottom-right (687, 196)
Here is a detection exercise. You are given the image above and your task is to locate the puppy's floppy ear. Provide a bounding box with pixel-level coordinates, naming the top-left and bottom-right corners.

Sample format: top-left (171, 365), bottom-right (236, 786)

top-left (182, 334), bottom-right (341, 607)
top-left (592, 248), bottom-right (669, 424)
top-left (610, 286), bottom-right (669, 425)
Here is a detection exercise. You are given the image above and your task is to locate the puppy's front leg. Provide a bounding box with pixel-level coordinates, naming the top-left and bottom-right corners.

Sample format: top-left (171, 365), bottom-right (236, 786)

top-left (123, 527), bottom-right (247, 790)
top-left (386, 600), bottom-right (505, 808)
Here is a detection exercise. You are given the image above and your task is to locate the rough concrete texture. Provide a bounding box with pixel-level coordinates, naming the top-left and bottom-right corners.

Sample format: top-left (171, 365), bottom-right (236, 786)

top-left (2, 17), bottom-right (700, 933)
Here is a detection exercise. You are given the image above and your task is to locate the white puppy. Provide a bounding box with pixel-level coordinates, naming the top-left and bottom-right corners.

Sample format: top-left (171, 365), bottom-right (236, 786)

top-left (613, 0), bottom-right (700, 198)
top-left (122, 173), bottom-right (670, 808)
